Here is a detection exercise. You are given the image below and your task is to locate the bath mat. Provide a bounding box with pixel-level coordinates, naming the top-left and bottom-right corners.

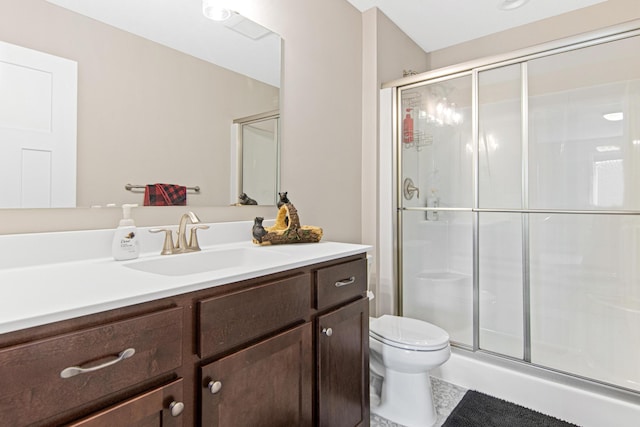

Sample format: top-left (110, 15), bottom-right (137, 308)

top-left (442, 390), bottom-right (579, 427)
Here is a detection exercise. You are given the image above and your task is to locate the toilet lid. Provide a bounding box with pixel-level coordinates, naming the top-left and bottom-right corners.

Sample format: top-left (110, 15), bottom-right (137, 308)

top-left (370, 315), bottom-right (449, 351)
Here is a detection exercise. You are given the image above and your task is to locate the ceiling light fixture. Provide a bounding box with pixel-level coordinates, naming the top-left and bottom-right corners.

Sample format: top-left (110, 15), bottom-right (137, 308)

top-left (603, 112), bottom-right (624, 121)
top-left (203, 0), bottom-right (232, 21)
top-left (498, 0), bottom-right (530, 11)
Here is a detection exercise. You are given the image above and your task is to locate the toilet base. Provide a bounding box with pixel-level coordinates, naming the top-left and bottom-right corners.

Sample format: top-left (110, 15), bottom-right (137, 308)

top-left (371, 370), bottom-right (436, 427)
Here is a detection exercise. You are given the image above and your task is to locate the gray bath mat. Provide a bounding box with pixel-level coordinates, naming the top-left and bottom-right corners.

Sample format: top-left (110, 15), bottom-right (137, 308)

top-left (442, 390), bottom-right (579, 427)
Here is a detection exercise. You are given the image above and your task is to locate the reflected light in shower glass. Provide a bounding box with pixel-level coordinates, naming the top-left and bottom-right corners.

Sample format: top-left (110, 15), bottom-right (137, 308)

top-left (603, 112), bottom-right (624, 121)
top-left (593, 159), bottom-right (623, 207)
top-left (595, 145), bottom-right (621, 152)
top-left (466, 134), bottom-right (499, 154)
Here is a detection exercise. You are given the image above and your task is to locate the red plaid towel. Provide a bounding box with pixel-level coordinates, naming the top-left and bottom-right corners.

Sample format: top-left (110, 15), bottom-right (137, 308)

top-left (144, 184), bottom-right (187, 206)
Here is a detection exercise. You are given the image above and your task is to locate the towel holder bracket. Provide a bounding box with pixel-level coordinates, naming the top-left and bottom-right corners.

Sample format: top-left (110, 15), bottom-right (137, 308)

top-left (125, 184), bottom-right (200, 193)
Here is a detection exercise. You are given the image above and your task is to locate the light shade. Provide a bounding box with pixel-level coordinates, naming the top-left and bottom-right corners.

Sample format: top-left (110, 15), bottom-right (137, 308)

top-left (498, 0), bottom-right (530, 11)
top-left (203, 0), bottom-right (232, 21)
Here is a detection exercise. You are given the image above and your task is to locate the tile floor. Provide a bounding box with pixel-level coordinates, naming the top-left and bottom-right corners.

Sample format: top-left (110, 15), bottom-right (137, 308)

top-left (370, 377), bottom-right (467, 427)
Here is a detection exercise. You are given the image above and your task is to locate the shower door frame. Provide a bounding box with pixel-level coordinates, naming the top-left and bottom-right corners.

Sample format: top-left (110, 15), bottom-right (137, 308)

top-left (386, 18), bottom-right (640, 399)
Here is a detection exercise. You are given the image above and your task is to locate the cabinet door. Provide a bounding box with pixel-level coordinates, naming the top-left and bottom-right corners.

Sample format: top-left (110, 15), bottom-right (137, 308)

top-left (317, 298), bottom-right (369, 427)
top-left (201, 323), bottom-right (313, 427)
top-left (68, 378), bottom-right (184, 427)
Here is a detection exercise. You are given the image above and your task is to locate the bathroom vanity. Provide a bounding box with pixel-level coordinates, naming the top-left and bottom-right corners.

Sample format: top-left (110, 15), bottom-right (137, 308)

top-left (0, 222), bottom-right (370, 426)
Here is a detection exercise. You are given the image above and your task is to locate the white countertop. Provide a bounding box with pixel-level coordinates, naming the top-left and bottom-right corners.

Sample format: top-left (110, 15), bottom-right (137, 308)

top-left (0, 221), bottom-right (370, 334)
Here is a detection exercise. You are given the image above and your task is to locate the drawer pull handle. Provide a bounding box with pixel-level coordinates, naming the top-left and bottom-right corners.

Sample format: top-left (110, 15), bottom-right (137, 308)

top-left (169, 401), bottom-right (185, 417)
top-left (208, 380), bottom-right (223, 394)
top-left (322, 327), bottom-right (333, 337)
top-left (60, 348), bottom-right (136, 378)
top-left (335, 276), bottom-right (356, 287)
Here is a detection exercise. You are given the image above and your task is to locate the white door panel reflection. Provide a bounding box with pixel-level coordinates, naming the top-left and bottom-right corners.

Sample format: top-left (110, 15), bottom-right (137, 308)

top-left (0, 41), bottom-right (77, 208)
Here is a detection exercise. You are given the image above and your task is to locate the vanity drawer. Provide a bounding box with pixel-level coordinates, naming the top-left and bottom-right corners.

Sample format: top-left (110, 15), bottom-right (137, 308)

top-left (198, 274), bottom-right (310, 358)
top-left (315, 258), bottom-right (367, 310)
top-left (0, 307), bottom-right (183, 426)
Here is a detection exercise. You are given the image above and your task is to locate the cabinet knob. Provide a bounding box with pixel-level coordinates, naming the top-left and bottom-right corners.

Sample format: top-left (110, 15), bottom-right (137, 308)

top-left (322, 327), bottom-right (333, 337)
top-left (208, 380), bottom-right (223, 394)
top-left (169, 401), bottom-right (184, 417)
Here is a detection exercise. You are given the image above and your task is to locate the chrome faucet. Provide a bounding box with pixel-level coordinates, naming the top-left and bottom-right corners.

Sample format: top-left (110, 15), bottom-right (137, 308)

top-left (150, 211), bottom-right (210, 255)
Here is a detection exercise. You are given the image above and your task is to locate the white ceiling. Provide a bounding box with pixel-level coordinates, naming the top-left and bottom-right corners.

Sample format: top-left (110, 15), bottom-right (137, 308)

top-left (46, 0), bottom-right (281, 87)
top-left (346, 0), bottom-right (607, 52)
top-left (45, 0), bottom-right (608, 86)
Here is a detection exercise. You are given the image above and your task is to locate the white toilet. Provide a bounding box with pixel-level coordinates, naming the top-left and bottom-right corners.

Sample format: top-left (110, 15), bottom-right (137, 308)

top-left (369, 315), bottom-right (451, 427)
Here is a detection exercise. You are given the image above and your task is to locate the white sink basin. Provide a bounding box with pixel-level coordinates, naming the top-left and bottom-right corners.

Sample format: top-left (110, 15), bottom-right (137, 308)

top-left (124, 247), bottom-right (283, 276)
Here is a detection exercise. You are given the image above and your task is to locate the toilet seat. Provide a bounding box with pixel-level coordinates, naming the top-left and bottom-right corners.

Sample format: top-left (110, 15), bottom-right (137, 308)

top-left (370, 315), bottom-right (449, 351)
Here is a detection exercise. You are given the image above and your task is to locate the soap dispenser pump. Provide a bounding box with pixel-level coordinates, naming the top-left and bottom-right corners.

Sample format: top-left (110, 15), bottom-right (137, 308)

top-left (112, 204), bottom-right (140, 261)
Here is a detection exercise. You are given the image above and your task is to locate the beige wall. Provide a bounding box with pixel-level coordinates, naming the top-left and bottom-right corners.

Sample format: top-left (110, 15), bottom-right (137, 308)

top-left (4, 0), bottom-right (638, 242)
top-left (0, 0), bottom-right (277, 209)
top-left (361, 9), bottom-right (429, 314)
top-left (0, 0), bottom-right (365, 242)
top-left (428, 0), bottom-right (640, 70)
top-left (235, 0), bottom-right (364, 243)
top-left (375, 11), bottom-right (430, 82)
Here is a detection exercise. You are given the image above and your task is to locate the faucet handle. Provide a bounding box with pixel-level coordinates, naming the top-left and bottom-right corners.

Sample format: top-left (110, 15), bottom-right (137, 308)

top-left (149, 228), bottom-right (175, 255)
top-left (188, 225), bottom-right (210, 251)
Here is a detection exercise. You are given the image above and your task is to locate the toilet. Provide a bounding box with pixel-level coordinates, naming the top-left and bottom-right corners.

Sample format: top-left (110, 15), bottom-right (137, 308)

top-left (369, 315), bottom-right (451, 427)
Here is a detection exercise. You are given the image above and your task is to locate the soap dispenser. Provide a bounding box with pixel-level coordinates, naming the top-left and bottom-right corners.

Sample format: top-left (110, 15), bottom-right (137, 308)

top-left (403, 108), bottom-right (414, 144)
top-left (112, 204), bottom-right (140, 260)
top-left (426, 189), bottom-right (439, 221)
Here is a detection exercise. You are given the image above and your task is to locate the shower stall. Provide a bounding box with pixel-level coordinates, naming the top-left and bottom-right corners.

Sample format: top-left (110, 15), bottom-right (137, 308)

top-left (391, 22), bottom-right (640, 396)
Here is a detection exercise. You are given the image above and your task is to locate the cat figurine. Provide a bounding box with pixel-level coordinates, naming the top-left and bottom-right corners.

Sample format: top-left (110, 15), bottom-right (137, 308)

top-left (277, 191), bottom-right (290, 208)
top-left (252, 217), bottom-right (268, 243)
top-left (239, 192), bottom-right (258, 205)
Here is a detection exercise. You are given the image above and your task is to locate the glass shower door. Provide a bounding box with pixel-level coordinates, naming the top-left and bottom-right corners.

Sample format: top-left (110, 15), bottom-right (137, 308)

top-left (399, 75), bottom-right (474, 346)
top-left (526, 36), bottom-right (640, 391)
top-left (396, 29), bottom-right (640, 394)
top-left (477, 64), bottom-right (525, 359)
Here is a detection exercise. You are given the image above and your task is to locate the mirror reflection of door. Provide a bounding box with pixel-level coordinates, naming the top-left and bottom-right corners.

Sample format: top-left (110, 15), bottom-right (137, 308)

top-left (0, 41), bottom-right (77, 208)
top-left (235, 111), bottom-right (279, 206)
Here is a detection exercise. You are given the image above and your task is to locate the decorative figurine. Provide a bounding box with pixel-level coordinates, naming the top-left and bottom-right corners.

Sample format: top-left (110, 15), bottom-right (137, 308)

top-left (277, 191), bottom-right (290, 208)
top-left (252, 202), bottom-right (322, 245)
top-left (252, 217), bottom-right (268, 243)
top-left (239, 193), bottom-right (257, 205)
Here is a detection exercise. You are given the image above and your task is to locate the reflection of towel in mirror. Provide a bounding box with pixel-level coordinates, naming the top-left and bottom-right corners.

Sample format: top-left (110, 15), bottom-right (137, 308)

top-left (144, 184), bottom-right (187, 206)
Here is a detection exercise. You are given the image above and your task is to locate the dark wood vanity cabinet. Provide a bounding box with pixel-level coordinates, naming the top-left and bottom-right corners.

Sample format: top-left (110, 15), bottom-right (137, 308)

top-left (197, 255), bottom-right (369, 427)
top-left (317, 298), bottom-right (369, 427)
top-left (0, 253), bottom-right (369, 427)
top-left (315, 259), bottom-right (370, 427)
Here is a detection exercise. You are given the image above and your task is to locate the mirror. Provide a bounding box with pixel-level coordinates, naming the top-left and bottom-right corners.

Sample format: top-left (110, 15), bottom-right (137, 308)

top-left (232, 111), bottom-right (280, 206)
top-left (0, 0), bottom-right (281, 208)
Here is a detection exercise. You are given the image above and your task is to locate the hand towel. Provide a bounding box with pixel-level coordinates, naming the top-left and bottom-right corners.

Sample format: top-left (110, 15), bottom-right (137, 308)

top-left (143, 183), bottom-right (187, 206)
